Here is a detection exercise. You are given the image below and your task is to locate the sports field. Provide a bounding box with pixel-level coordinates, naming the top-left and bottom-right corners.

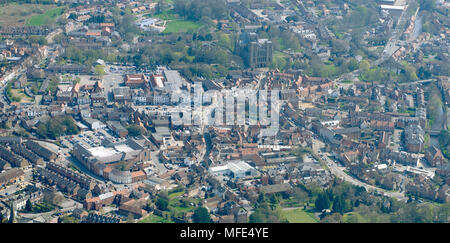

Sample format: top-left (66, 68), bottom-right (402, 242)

top-left (163, 20), bottom-right (203, 33)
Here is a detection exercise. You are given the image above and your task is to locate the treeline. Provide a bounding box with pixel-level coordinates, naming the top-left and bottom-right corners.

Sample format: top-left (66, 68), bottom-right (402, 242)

top-left (438, 130), bottom-right (450, 160)
top-left (115, 13), bottom-right (140, 42)
top-left (60, 46), bottom-right (115, 66)
top-left (249, 180), bottom-right (450, 223)
top-left (36, 115), bottom-right (79, 140)
top-left (172, 0), bottom-right (228, 21)
top-left (426, 84), bottom-right (443, 126)
top-left (257, 24), bottom-right (307, 53)
top-left (133, 35), bottom-right (234, 79)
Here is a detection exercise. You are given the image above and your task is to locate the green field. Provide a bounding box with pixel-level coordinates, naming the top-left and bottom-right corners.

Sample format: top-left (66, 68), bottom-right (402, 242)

top-left (8, 88), bottom-right (33, 103)
top-left (0, 3), bottom-right (59, 27)
top-left (168, 190), bottom-right (185, 200)
top-left (281, 209), bottom-right (319, 223)
top-left (139, 214), bottom-right (173, 223)
top-left (26, 7), bottom-right (64, 26)
top-left (163, 20), bottom-right (202, 33)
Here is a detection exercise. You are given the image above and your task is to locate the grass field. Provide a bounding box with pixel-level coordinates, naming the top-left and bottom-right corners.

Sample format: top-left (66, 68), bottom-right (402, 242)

top-left (163, 20), bottom-right (203, 33)
top-left (10, 88), bottom-right (33, 103)
top-left (26, 7), bottom-right (64, 26)
top-left (281, 208), bottom-right (319, 223)
top-left (139, 214), bottom-right (173, 223)
top-left (0, 3), bottom-right (59, 27)
top-left (168, 190), bottom-right (185, 200)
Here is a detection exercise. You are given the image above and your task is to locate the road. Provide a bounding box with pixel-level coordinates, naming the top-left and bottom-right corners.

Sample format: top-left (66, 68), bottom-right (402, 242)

top-left (375, 0), bottom-right (413, 66)
top-left (311, 138), bottom-right (407, 201)
top-left (151, 151), bottom-right (167, 174)
top-left (325, 154), bottom-right (406, 200)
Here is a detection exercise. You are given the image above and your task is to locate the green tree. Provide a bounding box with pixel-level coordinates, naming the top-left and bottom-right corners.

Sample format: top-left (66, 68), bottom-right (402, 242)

top-left (192, 207), bottom-right (212, 223)
top-left (156, 197), bottom-right (169, 211)
top-left (94, 64), bottom-right (105, 77)
top-left (332, 196), bottom-right (345, 214)
top-left (25, 199), bottom-right (33, 212)
top-left (359, 60), bottom-right (370, 73)
top-left (8, 205), bottom-right (14, 223)
top-left (126, 124), bottom-right (143, 137)
top-left (315, 193), bottom-right (331, 212)
top-left (249, 206), bottom-right (286, 223)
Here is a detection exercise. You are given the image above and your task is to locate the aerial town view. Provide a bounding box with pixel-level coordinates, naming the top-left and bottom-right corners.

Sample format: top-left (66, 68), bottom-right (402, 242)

top-left (0, 0), bottom-right (449, 226)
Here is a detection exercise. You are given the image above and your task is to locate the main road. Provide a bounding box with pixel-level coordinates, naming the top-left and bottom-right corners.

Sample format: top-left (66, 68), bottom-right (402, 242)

top-left (311, 138), bottom-right (407, 201)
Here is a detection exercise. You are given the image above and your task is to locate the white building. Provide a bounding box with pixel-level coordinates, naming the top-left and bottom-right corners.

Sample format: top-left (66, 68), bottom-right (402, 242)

top-left (209, 161), bottom-right (259, 178)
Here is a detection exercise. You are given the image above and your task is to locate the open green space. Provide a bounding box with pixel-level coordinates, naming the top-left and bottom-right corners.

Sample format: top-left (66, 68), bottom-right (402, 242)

top-left (0, 3), bottom-right (60, 27)
top-left (163, 20), bottom-right (203, 33)
top-left (138, 214), bottom-right (173, 223)
top-left (26, 7), bottom-right (65, 26)
top-left (281, 208), bottom-right (319, 223)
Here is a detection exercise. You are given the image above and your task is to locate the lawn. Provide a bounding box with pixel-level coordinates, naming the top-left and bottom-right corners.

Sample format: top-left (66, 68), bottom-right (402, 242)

top-left (273, 50), bottom-right (288, 59)
top-left (139, 214), bottom-right (173, 223)
top-left (169, 199), bottom-right (194, 213)
top-left (281, 208), bottom-right (319, 223)
top-left (26, 7), bottom-right (65, 26)
top-left (163, 20), bottom-right (203, 33)
top-left (168, 190), bottom-right (185, 200)
top-left (10, 88), bottom-right (33, 103)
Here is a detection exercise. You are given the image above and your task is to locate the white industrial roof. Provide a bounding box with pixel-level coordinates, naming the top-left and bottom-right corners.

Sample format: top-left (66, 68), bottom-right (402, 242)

top-left (114, 144), bottom-right (134, 153)
top-left (380, 4), bottom-right (405, 10)
top-left (88, 146), bottom-right (118, 157)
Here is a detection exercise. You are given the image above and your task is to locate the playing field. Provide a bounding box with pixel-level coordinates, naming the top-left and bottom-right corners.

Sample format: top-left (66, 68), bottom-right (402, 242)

top-left (281, 208), bottom-right (319, 223)
top-left (163, 20), bottom-right (202, 33)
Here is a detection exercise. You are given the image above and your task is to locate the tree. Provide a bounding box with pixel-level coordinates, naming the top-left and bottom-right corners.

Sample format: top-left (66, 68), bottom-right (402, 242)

top-left (249, 206), bottom-right (287, 223)
top-left (126, 124), bottom-right (143, 137)
top-left (25, 199), bottom-right (33, 212)
top-left (94, 64), bottom-right (105, 77)
top-left (359, 60), bottom-right (370, 73)
top-left (8, 205), bottom-right (14, 223)
top-left (68, 13), bottom-right (77, 20)
top-left (192, 207), bottom-right (212, 223)
top-left (403, 65), bottom-right (418, 81)
top-left (156, 197), bottom-right (169, 211)
top-left (156, 0), bottom-right (167, 14)
top-left (314, 193), bottom-right (331, 212)
top-left (292, 187), bottom-right (308, 204)
top-left (332, 196), bottom-right (345, 214)
top-left (347, 59), bottom-right (359, 71)
top-left (419, 0), bottom-right (435, 11)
